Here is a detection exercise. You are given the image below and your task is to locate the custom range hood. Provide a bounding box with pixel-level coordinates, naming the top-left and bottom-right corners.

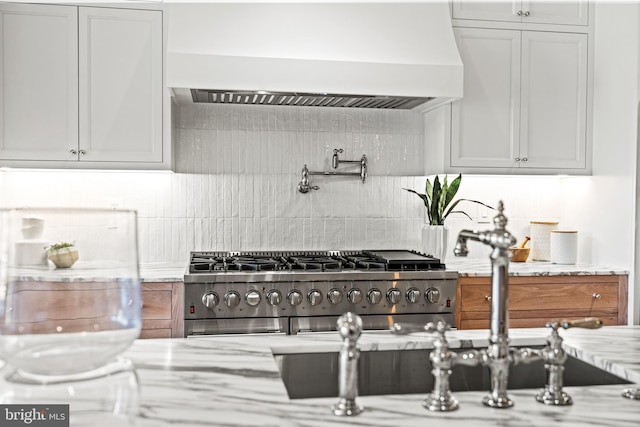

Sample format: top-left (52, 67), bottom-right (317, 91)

top-left (166, 1), bottom-right (463, 110)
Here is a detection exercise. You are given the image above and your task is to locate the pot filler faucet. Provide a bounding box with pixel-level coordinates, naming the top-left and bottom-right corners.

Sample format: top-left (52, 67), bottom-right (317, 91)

top-left (392, 201), bottom-right (603, 411)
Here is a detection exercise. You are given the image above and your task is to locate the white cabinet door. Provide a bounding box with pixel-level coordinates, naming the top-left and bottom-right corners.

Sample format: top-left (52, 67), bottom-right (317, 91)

top-left (452, 1), bottom-right (520, 23)
top-left (520, 31), bottom-right (587, 169)
top-left (452, 1), bottom-right (589, 26)
top-left (0, 3), bottom-right (78, 161)
top-left (450, 28), bottom-right (588, 173)
top-left (79, 7), bottom-right (162, 163)
top-left (524, 1), bottom-right (589, 26)
top-left (451, 28), bottom-right (521, 169)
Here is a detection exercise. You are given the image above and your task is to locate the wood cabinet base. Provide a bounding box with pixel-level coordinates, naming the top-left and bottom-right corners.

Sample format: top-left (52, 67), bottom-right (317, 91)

top-left (456, 275), bottom-right (628, 330)
top-left (141, 282), bottom-right (184, 338)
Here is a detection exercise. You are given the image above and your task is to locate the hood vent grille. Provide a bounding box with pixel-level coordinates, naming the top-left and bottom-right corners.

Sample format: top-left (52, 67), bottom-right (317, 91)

top-left (191, 89), bottom-right (433, 110)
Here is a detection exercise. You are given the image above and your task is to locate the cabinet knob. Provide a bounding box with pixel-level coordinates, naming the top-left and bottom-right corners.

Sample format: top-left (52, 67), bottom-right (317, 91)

top-left (592, 293), bottom-right (602, 300)
top-left (79, 150), bottom-right (86, 156)
top-left (517, 10), bottom-right (523, 16)
top-left (522, 157), bottom-right (528, 162)
top-left (515, 157), bottom-right (521, 162)
top-left (485, 295), bottom-right (492, 302)
top-left (69, 149), bottom-right (77, 155)
top-left (524, 11), bottom-right (530, 17)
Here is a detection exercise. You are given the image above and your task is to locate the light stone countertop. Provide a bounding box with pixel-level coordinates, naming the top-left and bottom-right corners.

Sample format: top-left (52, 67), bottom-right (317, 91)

top-left (118, 326), bottom-right (640, 426)
top-left (139, 262), bottom-right (186, 282)
top-left (445, 258), bottom-right (629, 277)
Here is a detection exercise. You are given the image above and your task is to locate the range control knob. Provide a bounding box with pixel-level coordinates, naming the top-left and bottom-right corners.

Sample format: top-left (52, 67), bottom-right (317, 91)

top-left (367, 288), bottom-right (382, 305)
top-left (308, 289), bottom-right (323, 306)
top-left (288, 290), bottom-right (303, 306)
top-left (386, 288), bottom-right (402, 305)
top-left (267, 290), bottom-right (282, 306)
top-left (406, 288), bottom-right (421, 304)
top-left (327, 288), bottom-right (343, 305)
top-left (348, 288), bottom-right (363, 304)
top-left (245, 290), bottom-right (261, 307)
top-left (224, 291), bottom-right (241, 308)
top-left (425, 288), bottom-right (441, 304)
top-left (202, 292), bottom-right (219, 309)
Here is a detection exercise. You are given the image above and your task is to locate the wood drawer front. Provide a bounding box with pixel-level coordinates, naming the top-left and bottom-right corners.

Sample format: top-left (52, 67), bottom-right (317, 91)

top-left (139, 328), bottom-right (172, 339)
top-left (460, 282), bottom-right (618, 312)
top-left (142, 290), bottom-right (172, 320)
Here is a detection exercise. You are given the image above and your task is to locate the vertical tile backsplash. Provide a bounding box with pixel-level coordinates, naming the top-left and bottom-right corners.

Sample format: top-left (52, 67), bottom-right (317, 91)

top-left (0, 104), bottom-right (431, 263)
top-left (0, 104), bottom-right (570, 264)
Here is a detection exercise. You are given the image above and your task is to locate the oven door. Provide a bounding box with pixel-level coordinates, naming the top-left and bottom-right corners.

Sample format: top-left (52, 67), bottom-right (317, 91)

top-left (290, 313), bottom-right (455, 335)
top-left (185, 317), bottom-right (289, 336)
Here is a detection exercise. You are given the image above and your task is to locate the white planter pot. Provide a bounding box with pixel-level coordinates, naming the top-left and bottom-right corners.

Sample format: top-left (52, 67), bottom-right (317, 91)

top-left (421, 225), bottom-right (448, 261)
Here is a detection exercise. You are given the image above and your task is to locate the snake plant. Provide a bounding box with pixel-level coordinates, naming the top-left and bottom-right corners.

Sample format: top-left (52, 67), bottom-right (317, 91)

top-left (403, 174), bottom-right (493, 225)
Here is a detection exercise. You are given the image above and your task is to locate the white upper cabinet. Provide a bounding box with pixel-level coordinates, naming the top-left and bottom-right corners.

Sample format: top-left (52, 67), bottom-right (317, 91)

top-left (450, 28), bottom-right (521, 169)
top-left (452, 1), bottom-right (589, 26)
top-left (449, 27), bottom-right (588, 172)
top-left (0, 3), bottom-right (78, 161)
top-left (519, 31), bottom-right (587, 169)
top-left (0, 3), bottom-right (165, 169)
top-left (79, 7), bottom-right (162, 163)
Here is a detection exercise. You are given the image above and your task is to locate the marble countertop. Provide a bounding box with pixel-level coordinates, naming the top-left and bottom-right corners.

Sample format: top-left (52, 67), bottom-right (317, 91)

top-left (115, 326), bottom-right (640, 426)
top-left (139, 262), bottom-right (185, 282)
top-left (445, 259), bottom-right (629, 277)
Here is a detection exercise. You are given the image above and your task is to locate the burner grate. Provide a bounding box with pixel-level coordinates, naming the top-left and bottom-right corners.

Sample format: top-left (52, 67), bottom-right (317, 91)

top-left (286, 256), bottom-right (343, 272)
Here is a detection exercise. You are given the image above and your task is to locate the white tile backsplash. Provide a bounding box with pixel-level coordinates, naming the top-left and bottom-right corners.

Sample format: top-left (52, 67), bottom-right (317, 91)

top-left (0, 104), bottom-right (572, 264)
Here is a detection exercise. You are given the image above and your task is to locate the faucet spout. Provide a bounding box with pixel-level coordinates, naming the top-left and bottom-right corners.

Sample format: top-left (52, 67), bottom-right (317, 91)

top-left (453, 229), bottom-right (483, 257)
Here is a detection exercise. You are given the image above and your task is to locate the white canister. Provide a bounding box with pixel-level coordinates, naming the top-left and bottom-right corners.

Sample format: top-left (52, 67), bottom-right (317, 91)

top-left (530, 221), bottom-right (559, 261)
top-left (550, 231), bottom-right (578, 265)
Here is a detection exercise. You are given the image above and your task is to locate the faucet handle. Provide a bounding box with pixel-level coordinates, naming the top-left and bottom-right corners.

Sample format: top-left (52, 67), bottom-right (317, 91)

top-left (561, 317), bottom-right (603, 329)
top-left (546, 317), bottom-right (603, 331)
top-left (536, 317), bottom-right (601, 406)
top-left (391, 321), bottom-right (450, 336)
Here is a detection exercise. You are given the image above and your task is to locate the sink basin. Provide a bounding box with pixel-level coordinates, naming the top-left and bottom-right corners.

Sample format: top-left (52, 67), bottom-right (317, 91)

top-left (272, 347), bottom-right (632, 399)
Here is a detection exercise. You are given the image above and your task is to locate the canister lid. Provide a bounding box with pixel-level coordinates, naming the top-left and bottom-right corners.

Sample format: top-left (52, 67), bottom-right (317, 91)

top-left (530, 221), bottom-right (559, 225)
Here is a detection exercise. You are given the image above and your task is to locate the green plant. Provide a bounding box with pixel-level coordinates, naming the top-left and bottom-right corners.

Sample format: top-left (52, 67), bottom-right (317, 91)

top-left (403, 174), bottom-right (493, 225)
top-left (45, 241), bottom-right (76, 252)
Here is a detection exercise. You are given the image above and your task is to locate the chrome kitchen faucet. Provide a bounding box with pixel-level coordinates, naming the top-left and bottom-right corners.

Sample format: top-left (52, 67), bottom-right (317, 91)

top-left (332, 312), bottom-right (364, 417)
top-left (393, 201), bottom-right (604, 411)
top-left (454, 200), bottom-right (520, 407)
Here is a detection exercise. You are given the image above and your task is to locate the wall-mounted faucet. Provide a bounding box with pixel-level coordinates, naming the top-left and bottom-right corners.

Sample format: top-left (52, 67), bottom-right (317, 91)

top-left (297, 149), bottom-right (367, 193)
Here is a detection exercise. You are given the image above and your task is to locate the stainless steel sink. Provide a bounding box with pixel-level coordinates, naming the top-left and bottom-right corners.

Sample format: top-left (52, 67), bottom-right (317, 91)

top-left (272, 347), bottom-right (632, 399)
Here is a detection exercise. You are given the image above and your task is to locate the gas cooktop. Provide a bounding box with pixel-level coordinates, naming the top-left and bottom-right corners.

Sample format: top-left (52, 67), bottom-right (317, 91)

top-left (187, 250), bottom-right (445, 274)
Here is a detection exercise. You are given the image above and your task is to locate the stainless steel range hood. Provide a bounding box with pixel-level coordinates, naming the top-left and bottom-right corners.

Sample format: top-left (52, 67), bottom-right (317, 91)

top-left (166, 1), bottom-right (463, 111)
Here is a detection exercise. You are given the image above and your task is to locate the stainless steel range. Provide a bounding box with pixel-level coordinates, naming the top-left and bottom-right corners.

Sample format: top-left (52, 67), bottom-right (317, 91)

top-left (183, 250), bottom-right (458, 336)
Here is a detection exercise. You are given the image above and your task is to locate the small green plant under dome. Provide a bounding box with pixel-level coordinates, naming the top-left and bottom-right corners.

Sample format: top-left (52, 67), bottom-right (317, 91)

top-left (403, 174), bottom-right (494, 226)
